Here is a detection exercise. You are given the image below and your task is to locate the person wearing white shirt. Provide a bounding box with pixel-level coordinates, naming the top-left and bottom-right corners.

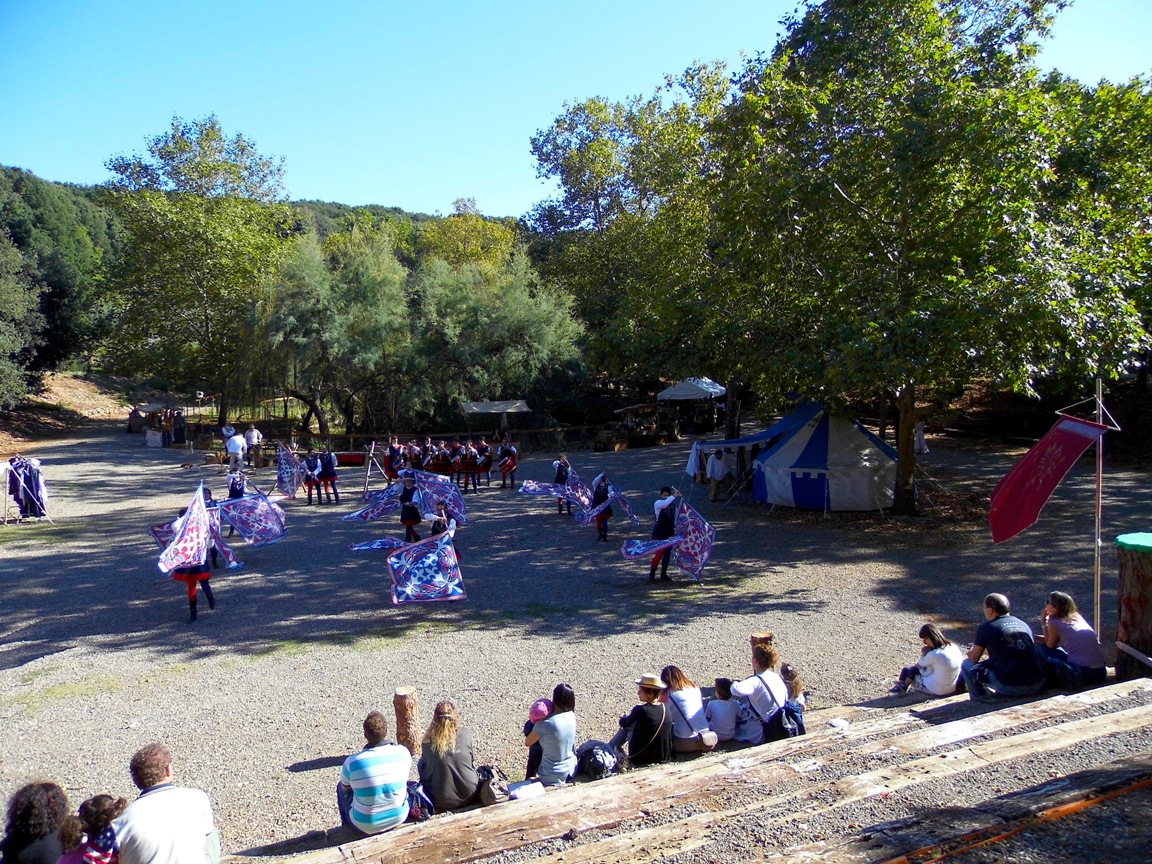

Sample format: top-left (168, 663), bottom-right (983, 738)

top-left (243, 425), bottom-right (263, 467)
top-left (649, 487), bottom-right (679, 581)
top-left (731, 643), bottom-right (790, 745)
top-left (224, 433), bottom-right (246, 473)
top-left (109, 744), bottom-right (218, 864)
top-left (705, 449), bottom-right (732, 502)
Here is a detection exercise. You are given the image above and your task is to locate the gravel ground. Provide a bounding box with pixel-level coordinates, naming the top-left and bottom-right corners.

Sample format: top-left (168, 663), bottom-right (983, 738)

top-left (1, 425), bottom-right (1148, 857)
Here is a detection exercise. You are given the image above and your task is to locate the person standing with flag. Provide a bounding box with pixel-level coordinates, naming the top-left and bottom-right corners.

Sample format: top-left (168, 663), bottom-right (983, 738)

top-left (649, 487), bottom-right (679, 582)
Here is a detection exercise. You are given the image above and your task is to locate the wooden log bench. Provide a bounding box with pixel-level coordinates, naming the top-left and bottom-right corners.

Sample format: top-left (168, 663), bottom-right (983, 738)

top-left (227, 679), bottom-right (1152, 864)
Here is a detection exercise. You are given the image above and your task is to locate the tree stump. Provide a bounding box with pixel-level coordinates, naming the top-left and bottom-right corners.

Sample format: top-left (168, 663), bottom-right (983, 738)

top-left (393, 686), bottom-right (421, 757)
top-left (1115, 533), bottom-right (1152, 681)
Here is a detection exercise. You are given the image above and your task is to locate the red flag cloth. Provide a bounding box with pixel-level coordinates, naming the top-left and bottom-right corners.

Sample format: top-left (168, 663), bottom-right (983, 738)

top-left (989, 415), bottom-right (1108, 544)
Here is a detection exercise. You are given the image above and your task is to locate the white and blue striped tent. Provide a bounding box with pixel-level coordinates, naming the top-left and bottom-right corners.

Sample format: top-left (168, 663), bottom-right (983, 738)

top-left (752, 403), bottom-right (898, 512)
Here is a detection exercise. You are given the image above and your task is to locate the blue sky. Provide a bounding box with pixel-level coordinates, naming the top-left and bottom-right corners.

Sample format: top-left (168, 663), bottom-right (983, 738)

top-left (2, 0), bottom-right (1148, 219)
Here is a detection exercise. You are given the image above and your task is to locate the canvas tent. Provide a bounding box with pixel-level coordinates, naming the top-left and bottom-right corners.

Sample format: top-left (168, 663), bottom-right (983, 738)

top-left (657, 377), bottom-right (726, 401)
top-left (751, 404), bottom-right (897, 511)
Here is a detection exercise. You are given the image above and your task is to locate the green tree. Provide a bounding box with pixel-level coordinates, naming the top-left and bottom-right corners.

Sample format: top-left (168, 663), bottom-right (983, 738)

top-left (0, 167), bottom-right (118, 372)
top-left (706, 0), bottom-right (1144, 513)
top-left (0, 231), bottom-right (45, 406)
top-left (102, 116), bottom-right (292, 422)
top-left (407, 250), bottom-right (584, 422)
top-left (1043, 74), bottom-right (1152, 387)
top-left (263, 221), bottom-right (411, 434)
top-left (528, 65), bottom-right (730, 379)
top-left (418, 199), bottom-right (516, 270)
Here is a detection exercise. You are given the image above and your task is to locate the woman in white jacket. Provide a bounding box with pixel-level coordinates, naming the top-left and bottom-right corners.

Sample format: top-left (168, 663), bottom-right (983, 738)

top-left (890, 623), bottom-right (963, 696)
top-left (732, 642), bottom-right (790, 745)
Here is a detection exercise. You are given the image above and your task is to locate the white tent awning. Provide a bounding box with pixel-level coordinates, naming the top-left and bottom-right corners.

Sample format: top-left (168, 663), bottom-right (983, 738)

top-left (657, 377), bottom-right (726, 401)
top-left (460, 400), bottom-right (532, 415)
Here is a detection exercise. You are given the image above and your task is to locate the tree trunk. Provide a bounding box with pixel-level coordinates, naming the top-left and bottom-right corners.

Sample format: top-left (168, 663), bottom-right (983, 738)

top-left (287, 389), bottom-right (331, 437)
top-left (892, 386), bottom-right (918, 516)
top-left (217, 389), bottom-right (230, 428)
top-left (393, 686), bottom-right (421, 758)
top-left (1115, 538), bottom-right (1152, 681)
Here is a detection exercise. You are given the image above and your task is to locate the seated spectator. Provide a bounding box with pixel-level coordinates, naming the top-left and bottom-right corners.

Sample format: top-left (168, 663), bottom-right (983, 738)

top-left (525, 684), bottom-right (577, 786)
top-left (962, 593), bottom-right (1045, 701)
top-left (338, 712), bottom-right (411, 834)
top-left (1038, 591), bottom-right (1107, 687)
top-left (109, 743), bottom-right (219, 864)
top-left (660, 665), bottom-right (717, 752)
top-left (780, 663), bottom-right (808, 732)
top-left (418, 701), bottom-right (481, 812)
top-left (1, 782), bottom-right (69, 864)
top-left (57, 794), bottom-right (127, 864)
top-left (889, 623), bottom-right (963, 696)
top-left (732, 643), bottom-right (790, 745)
top-left (522, 698), bottom-right (552, 781)
top-left (608, 673), bottom-right (673, 767)
top-left (704, 678), bottom-right (739, 743)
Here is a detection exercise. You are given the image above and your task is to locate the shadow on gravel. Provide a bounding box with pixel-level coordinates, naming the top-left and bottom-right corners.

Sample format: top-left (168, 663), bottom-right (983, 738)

top-left (286, 756), bottom-right (345, 773)
top-left (2, 430), bottom-right (1147, 671)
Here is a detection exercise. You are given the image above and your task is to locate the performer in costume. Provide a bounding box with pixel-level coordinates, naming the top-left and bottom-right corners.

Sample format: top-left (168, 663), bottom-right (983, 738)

top-left (475, 438), bottom-right (493, 486)
top-left (399, 476), bottom-right (423, 541)
top-left (318, 446), bottom-right (341, 504)
top-left (171, 507), bottom-right (216, 621)
top-left (224, 472), bottom-right (245, 537)
top-left (385, 436), bottom-right (405, 481)
top-left (497, 438), bottom-right (518, 488)
top-left (302, 448), bottom-right (323, 505)
top-left (460, 440), bottom-right (480, 494)
top-left (649, 487), bottom-right (679, 581)
top-left (553, 455), bottom-right (572, 514)
top-left (591, 472), bottom-right (614, 542)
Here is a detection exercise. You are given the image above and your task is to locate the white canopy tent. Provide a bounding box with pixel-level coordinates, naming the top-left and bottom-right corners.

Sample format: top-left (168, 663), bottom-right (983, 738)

top-left (657, 377), bottom-right (726, 401)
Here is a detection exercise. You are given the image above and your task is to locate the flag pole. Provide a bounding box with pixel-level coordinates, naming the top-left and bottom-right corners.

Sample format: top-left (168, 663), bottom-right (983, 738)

top-left (1093, 378), bottom-right (1103, 635)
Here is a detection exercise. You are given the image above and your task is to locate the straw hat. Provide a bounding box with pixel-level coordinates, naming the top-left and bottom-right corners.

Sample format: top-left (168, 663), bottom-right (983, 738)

top-left (634, 673), bottom-right (666, 690)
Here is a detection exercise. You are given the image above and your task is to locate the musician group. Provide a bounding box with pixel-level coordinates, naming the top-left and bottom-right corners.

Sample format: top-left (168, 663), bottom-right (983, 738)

top-left (381, 435), bottom-right (518, 491)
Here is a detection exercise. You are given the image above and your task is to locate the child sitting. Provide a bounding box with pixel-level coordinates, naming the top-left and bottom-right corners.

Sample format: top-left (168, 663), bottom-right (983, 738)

top-left (704, 677), bottom-right (739, 743)
top-left (58, 794), bottom-right (127, 864)
top-left (523, 697), bottom-right (553, 780)
top-left (778, 663), bottom-right (806, 732)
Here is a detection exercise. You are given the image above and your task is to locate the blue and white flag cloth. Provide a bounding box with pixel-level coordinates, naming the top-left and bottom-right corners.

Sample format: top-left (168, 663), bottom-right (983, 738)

top-left (217, 491), bottom-right (287, 546)
top-left (387, 532), bottom-right (467, 604)
top-left (619, 501), bottom-right (715, 582)
top-left (349, 536), bottom-right (408, 552)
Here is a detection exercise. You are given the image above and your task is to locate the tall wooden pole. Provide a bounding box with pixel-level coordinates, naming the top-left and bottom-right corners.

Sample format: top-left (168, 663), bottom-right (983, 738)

top-left (1094, 378), bottom-right (1104, 635)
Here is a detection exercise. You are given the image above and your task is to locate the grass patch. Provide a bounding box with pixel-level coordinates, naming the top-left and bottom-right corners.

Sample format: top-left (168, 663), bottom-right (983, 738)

top-left (0, 522), bottom-right (89, 544)
top-left (10, 676), bottom-right (123, 713)
top-left (17, 665), bottom-right (60, 685)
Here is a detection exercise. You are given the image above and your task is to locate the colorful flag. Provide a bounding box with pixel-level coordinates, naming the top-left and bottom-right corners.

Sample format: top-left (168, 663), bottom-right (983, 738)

top-left (157, 485), bottom-right (210, 573)
top-left (387, 532), bottom-right (467, 604)
top-left (621, 536), bottom-right (683, 559)
top-left (618, 501), bottom-right (716, 581)
top-left (672, 500), bottom-right (716, 580)
top-left (349, 536), bottom-right (408, 552)
top-left (275, 445), bottom-right (306, 498)
top-left (989, 414), bottom-right (1108, 543)
top-left (217, 492), bottom-right (287, 546)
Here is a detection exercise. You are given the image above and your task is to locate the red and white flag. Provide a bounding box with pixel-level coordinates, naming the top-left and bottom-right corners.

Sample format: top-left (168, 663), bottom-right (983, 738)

top-left (989, 415), bottom-right (1108, 544)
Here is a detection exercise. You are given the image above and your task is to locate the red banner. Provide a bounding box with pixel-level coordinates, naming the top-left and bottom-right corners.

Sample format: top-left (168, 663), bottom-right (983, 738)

top-left (989, 415), bottom-right (1108, 544)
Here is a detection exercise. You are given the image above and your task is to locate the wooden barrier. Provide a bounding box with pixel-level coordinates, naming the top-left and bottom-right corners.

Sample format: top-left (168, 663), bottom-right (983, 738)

top-left (1116, 533), bottom-right (1152, 681)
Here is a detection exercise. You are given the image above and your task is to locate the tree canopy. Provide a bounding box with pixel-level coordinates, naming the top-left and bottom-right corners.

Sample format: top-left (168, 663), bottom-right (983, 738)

top-left (101, 116), bottom-right (294, 422)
